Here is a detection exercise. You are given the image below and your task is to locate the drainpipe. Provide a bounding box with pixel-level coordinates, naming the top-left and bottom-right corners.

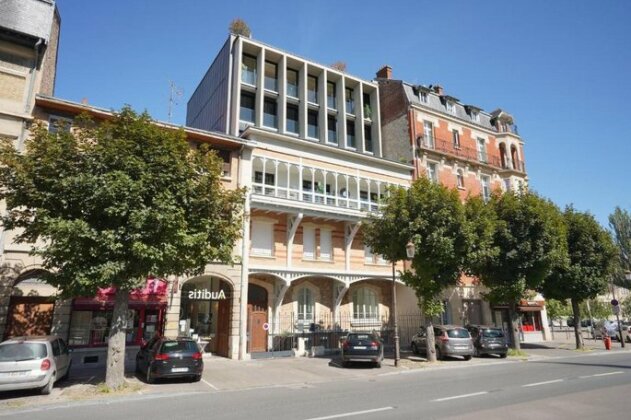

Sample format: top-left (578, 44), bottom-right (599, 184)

top-left (25, 39), bottom-right (43, 114)
top-left (237, 144), bottom-right (251, 360)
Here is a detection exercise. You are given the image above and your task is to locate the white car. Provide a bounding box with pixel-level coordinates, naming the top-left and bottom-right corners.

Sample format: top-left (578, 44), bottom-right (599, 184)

top-left (0, 336), bottom-right (71, 395)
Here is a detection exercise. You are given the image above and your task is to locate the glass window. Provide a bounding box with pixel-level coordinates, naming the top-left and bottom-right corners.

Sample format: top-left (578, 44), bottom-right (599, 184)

top-left (159, 340), bottom-right (199, 353)
top-left (427, 163), bottom-right (438, 183)
top-left (241, 54), bottom-right (257, 85)
top-left (452, 129), bottom-right (460, 149)
top-left (68, 310), bottom-right (92, 346)
top-left (419, 92), bottom-right (428, 103)
top-left (457, 169), bottom-right (465, 189)
top-left (286, 104), bottom-right (299, 134)
top-left (423, 121), bottom-right (434, 148)
top-left (240, 91), bottom-right (255, 123)
top-left (446, 101), bottom-right (456, 114)
top-left (327, 116), bottom-right (337, 144)
top-left (264, 61), bottom-right (277, 91)
top-left (319, 229), bottom-right (332, 260)
top-left (263, 98), bottom-right (277, 128)
top-left (254, 171), bottom-right (274, 185)
top-left (353, 288), bottom-right (378, 320)
top-left (303, 225), bottom-right (315, 260)
top-left (345, 88), bottom-right (354, 113)
top-left (477, 138), bottom-right (487, 163)
top-left (0, 343), bottom-right (47, 361)
top-left (471, 110), bottom-right (479, 122)
top-left (481, 175), bottom-right (491, 202)
top-left (307, 75), bottom-right (318, 103)
top-left (346, 120), bottom-right (355, 149)
top-left (363, 93), bottom-right (372, 119)
top-left (364, 245), bottom-right (374, 264)
top-left (364, 124), bottom-right (373, 153)
top-left (48, 116), bottom-right (72, 134)
top-left (297, 288), bottom-right (314, 322)
top-left (327, 82), bottom-right (336, 108)
top-left (286, 69), bottom-right (299, 98)
top-left (308, 110), bottom-right (319, 139)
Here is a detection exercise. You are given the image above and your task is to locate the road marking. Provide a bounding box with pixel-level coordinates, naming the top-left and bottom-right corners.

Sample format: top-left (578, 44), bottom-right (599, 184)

top-left (304, 406), bottom-right (394, 420)
top-left (201, 379), bottom-right (218, 390)
top-left (580, 371), bottom-right (624, 378)
top-left (522, 379), bottom-right (564, 387)
top-left (432, 391), bottom-right (488, 402)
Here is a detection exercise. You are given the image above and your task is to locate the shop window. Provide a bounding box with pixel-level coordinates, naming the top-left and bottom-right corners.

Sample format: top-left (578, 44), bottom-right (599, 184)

top-left (353, 287), bottom-right (379, 320)
top-left (180, 277), bottom-right (230, 341)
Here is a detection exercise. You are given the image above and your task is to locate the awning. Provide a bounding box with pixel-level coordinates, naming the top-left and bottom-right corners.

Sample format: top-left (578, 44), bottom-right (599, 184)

top-left (72, 277), bottom-right (168, 310)
top-left (518, 305), bottom-right (542, 312)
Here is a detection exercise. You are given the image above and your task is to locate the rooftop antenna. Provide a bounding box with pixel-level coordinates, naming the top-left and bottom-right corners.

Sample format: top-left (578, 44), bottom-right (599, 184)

top-left (168, 80), bottom-right (183, 123)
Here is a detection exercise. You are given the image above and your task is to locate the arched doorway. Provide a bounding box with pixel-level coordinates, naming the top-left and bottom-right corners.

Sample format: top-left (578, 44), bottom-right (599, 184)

top-left (180, 277), bottom-right (232, 357)
top-left (3, 270), bottom-right (56, 341)
top-left (248, 283), bottom-right (268, 353)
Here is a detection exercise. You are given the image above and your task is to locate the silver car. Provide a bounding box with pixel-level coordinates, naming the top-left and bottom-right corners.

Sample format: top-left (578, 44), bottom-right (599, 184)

top-left (0, 336), bottom-right (71, 395)
top-left (411, 325), bottom-right (474, 360)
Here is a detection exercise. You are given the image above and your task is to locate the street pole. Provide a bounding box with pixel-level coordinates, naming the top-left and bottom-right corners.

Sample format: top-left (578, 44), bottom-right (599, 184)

top-left (392, 261), bottom-right (400, 367)
top-left (611, 284), bottom-right (625, 348)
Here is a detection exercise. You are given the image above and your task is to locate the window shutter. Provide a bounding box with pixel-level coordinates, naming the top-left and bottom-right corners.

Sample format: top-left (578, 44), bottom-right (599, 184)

top-left (303, 226), bottom-right (315, 259)
top-left (319, 229), bottom-right (332, 260)
top-left (251, 221), bottom-right (273, 256)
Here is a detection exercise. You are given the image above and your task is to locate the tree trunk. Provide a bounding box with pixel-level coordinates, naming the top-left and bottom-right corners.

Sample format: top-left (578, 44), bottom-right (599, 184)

top-left (508, 302), bottom-right (521, 351)
top-left (571, 298), bottom-right (583, 350)
top-left (105, 289), bottom-right (129, 389)
top-left (426, 321), bottom-right (437, 362)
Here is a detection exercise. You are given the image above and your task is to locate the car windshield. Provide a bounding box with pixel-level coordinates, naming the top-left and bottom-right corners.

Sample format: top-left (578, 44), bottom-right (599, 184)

top-left (481, 329), bottom-right (504, 338)
top-left (0, 343), bottom-right (47, 361)
top-left (446, 328), bottom-right (470, 338)
top-left (159, 341), bottom-right (198, 353)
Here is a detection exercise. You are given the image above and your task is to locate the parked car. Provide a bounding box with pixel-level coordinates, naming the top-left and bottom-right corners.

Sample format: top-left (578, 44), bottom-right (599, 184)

top-left (411, 325), bottom-right (473, 360)
top-left (0, 336), bottom-right (71, 395)
top-left (466, 325), bottom-right (508, 358)
top-left (340, 332), bottom-right (384, 368)
top-left (136, 337), bottom-right (203, 383)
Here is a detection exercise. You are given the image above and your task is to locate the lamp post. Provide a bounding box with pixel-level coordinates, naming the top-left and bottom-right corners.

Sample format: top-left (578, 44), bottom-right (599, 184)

top-left (393, 240), bottom-right (415, 367)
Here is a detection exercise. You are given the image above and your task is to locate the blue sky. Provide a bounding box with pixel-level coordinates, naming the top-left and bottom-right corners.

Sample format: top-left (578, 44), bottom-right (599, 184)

top-left (54, 0), bottom-right (630, 228)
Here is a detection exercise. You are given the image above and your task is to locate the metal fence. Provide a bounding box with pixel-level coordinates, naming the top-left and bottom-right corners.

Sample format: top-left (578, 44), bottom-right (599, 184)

top-left (263, 313), bottom-right (424, 353)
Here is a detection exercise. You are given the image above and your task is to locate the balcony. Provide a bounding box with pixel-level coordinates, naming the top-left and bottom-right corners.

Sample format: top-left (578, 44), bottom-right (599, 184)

top-left (418, 136), bottom-right (526, 173)
top-left (251, 156), bottom-right (400, 214)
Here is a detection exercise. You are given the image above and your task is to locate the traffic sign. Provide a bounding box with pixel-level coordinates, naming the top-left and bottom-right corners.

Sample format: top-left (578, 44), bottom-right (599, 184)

top-left (613, 305), bottom-right (620, 315)
top-left (611, 299), bottom-right (619, 306)
top-left (262, 322), bottom-right (269, 331)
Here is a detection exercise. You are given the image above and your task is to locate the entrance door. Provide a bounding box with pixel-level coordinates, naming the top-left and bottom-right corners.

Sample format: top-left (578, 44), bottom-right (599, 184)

top-left (215, 298), bottom-right (231, 357)
top-left (4, 297), bottom-right (54, 340)
top-left (247, 284), bottom-right (268, 353)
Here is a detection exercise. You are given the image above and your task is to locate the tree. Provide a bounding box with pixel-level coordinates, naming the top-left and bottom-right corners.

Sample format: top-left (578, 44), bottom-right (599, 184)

top-left (0, 108), bottom-right (245, 389)
top-left (469, 191), bottom-right (566, 350)
top-left (330, 61), bottom-right (347, 72)
top-left (229, 18), bottom-right (251, 37)
top-left (621, 295), bottom-right (631, 319)
top-left (580, 299), bottom-right (611, 321)
top-left (609, 207), bottom-right (631, 288)
top-left (542, 207), bottom-right (617, 349)
top-left (363, 177), bottom-right (472, 362)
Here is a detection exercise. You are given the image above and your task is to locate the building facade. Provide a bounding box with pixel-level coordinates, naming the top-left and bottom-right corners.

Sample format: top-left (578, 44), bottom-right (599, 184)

top-left (376, 67), bottom-right (550, 342)
top-left (187, 35), bottom-right (416, 358)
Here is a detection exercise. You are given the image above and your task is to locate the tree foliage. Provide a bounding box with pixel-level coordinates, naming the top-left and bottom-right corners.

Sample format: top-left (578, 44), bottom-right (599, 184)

top-left (0, 107), bottom-right (244, 387)
top-left (229, 18), bottom-right (251, 37)
top-left (609, 207), bottom-right (631, 287)
top-left (363, 177), bottom-right (471, 361)
top-left (468, 190), bottom-right (566, 349)
top-left (545, 298), bottom-right (571, 323)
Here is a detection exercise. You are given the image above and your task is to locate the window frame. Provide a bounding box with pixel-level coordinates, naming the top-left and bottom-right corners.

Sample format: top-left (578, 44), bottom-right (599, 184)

top-left (307, 75), bottom-right (318, 104)
top-left (286, 103), bottom-right (299, 134)
top-left (239, 91), bottom-right (256, 123)
top-left (264, 61), bottom-right (278, 92)
top-left (241, 54), bottom-right (257, 86)
top-left (353, 287), bottom-right (379, 321)
top-left (286, 68), bottom-right (299, 98)
top-left (263, 97), bottom-right (278, 129)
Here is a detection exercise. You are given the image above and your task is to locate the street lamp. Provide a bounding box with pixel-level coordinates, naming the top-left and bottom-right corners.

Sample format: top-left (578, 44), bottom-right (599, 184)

top-left (393, 240), bottom-right (415, 367)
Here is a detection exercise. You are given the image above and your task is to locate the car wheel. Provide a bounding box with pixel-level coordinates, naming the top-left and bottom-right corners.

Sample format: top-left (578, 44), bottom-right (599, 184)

top-left (146, 366), bottom-right (155, 384)
top-left (411, 342), bottom-right (419, 355)
top-left (41, 373), bottom-right (55, 395)
top-left (464, 355), bottom-right (472, 361)
top-left (193, 374), bottom-right (202, 382)
top-left (435, 347), bottom-right (443, 361)
top-left (375, 361), bottom-right (382, 368)
top-left (500, 353), bottom-right (508, 359)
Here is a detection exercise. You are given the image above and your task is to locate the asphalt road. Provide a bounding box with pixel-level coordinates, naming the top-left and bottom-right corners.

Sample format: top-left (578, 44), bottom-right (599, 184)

top-left (1, 352), bottom-right (630, 420)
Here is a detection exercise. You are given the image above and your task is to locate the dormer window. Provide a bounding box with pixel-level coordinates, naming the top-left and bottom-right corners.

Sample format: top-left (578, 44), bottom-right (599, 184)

top-left (471, 110), bottom-right (479, 122)
top-left (419, 91), bottom-right (428, 103)
top-left (446, 101), bottom-right (456, 114)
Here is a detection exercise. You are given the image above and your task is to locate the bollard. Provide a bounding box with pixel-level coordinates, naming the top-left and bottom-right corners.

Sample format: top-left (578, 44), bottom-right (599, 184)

top-left (604, 336), bottom-right (611, 350)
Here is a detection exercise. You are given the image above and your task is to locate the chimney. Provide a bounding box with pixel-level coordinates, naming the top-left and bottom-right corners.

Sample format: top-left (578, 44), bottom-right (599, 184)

top-left (81, 97), bottom-right (88, 105)
top-left (376, 65), bottom-right (392, 79)
top-left (433, 85), bottom-right (444, 95)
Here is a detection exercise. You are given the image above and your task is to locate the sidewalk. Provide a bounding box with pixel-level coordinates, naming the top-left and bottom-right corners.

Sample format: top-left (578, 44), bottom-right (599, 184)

top-left (2, 338), bottom-right (629, 412)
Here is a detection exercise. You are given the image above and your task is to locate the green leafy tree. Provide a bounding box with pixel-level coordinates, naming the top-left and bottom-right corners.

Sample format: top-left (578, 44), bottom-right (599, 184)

top-left (580, 299), bottom-right (611, 321)
top-left (621, 295), bottom-right (631, 319)
top-left (469, 191), bottom-right (566, 350)
top-left (0, 108), bottom-right (244, 388)
top-left (363, 177), bottom-right (471, 362)
top-left (609, 207), bottom-right (631, 288)
top-left (542, 207), bottom-right (617, 349)
top-left (545, 299), bottom-right (571, 324)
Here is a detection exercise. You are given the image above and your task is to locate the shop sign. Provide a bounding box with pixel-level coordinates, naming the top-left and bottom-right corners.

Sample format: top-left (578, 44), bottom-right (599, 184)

top-left (187, 289), bottom-right (227, 300)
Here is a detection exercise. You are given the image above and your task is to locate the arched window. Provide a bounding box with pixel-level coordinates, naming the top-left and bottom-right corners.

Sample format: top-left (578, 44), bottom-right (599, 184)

top-left (456, 169), bottom-right (465, 189)
top-left (297, 287), bottom-right (314, 322)
top-left (353, 287), bottom-right (379, 320)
